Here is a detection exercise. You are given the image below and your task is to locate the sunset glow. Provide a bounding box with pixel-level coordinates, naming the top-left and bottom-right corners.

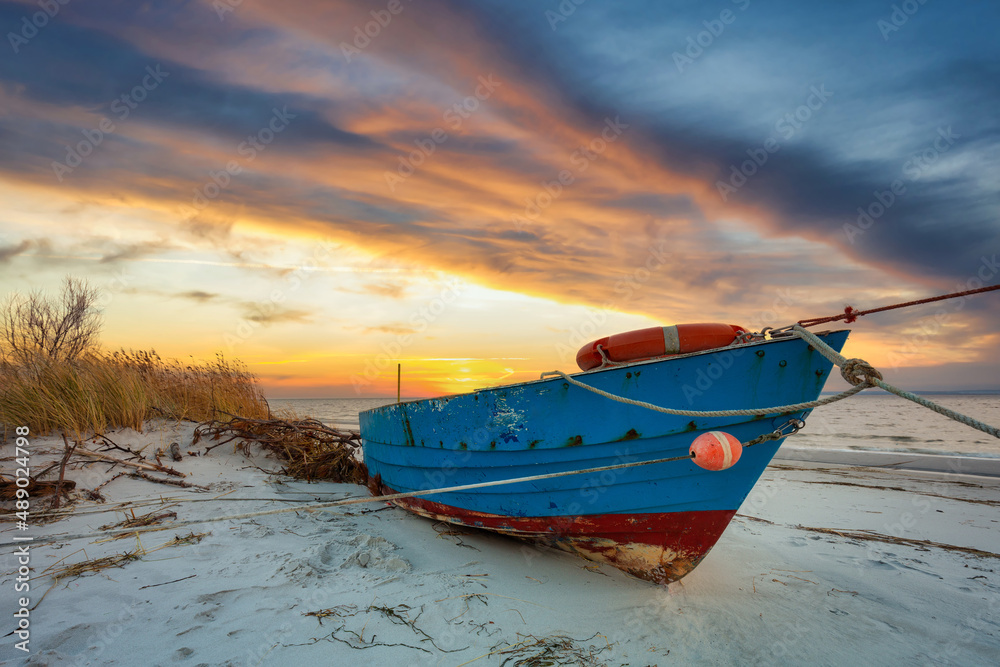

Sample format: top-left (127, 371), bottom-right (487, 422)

top-left (1, 0), bottom-right (998, 396)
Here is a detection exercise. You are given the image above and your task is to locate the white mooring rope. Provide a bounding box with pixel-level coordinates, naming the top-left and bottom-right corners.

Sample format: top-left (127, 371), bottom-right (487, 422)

top-left (3, 452), bottom-right (701, 547)
top-left (789, 326), bottom-right (1000, 439)
top-left (6, 328), bottom-right (997, 548)
top-left (540, 371), bottom-right (869, 416)
top-left (543, 328), bottom-right (1000, 440)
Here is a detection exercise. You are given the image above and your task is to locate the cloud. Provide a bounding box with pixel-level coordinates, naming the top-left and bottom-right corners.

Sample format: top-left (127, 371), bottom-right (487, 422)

top-left (241, 304), bottom-right (313, 324)
top-left (0, 3), bottom-right (378, 151)
top-left (0, 240), bottom-right (33, 262)
top-left (176, 290), bottom-right (219, 303)
top-left (360, 282), bottom-right (409, 299)
top-left (181, 218), bottom-right (235, 243)
top-left (0, 0), bottom-right (996, 339)
top-left (364, 324), bottom-right (418, 335)
top-left (98, 240), bottom-right (176, 263)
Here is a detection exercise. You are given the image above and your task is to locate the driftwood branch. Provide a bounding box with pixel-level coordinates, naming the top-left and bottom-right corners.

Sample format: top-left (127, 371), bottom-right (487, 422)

top-left (193, 415), bottom-right (365, 483)
top-left (52, 433), bottom-right (79, 509)
top-left (128, 471), bottom-right (208, 490)
top-left (75, 448), bottom-right (186, 478)
top-left (92, 433), bottom-right (146, 460)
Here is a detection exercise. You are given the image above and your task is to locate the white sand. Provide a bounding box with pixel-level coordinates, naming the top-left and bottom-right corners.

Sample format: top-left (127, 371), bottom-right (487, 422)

top-left (2, 423), bottom-right (999, 666)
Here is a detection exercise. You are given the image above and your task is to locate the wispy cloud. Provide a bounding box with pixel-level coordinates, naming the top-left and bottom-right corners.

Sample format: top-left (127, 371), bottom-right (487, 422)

top-left (242, 305), bottom-right (313, 325)
top-left (364, 324), bottom-right (418, 335)
top-left (98, 240), bottom-right (177, 263)
top-left (0, 0), bottom-right (996, 394)
top-left (360, 282), bottom-right (410, 299)
top-left (176, 290), bottom-right (219, 303)
top-left (0, 240), bottom-right (33, 263)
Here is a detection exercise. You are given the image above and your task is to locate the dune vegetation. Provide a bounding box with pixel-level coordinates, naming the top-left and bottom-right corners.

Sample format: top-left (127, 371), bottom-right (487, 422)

top-left (0, 278), bottom-right (269, 437)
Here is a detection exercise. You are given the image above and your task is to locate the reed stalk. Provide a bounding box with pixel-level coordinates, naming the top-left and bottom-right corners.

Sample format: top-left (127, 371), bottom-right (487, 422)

top-left (0, 350), bottom-right (270, 437)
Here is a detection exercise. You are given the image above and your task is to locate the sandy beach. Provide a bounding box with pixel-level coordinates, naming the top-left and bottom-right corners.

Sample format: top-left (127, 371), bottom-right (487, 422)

top-left (3, 1), bottom-right (1000, 664)
top-left (3, 422), bottom-right (999, 666)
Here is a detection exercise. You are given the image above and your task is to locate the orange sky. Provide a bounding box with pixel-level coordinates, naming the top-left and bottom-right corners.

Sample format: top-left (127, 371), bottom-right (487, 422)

top-left (1, 0), bottom-right (998, 396)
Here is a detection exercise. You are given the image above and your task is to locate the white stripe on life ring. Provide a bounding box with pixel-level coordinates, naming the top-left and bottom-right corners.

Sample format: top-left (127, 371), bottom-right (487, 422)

top-left (661, 325), bottom-right (680, 355)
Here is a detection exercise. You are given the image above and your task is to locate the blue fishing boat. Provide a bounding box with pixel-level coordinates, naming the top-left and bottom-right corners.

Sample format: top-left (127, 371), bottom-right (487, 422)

top-left (360, 326), bottom-right (849, 583)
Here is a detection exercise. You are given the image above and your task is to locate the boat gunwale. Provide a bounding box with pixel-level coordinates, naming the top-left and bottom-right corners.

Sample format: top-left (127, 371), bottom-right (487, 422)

top-left (359, 328), bottom-right (850, 415)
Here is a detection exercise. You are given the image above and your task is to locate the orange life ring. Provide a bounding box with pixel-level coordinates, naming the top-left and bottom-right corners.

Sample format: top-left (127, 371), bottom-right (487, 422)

top-left (576, 323), bottom-right (747, 371)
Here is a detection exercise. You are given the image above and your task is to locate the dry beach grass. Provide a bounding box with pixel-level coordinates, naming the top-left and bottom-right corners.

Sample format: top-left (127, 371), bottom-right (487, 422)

top-left (0, 350), bottom-right (270, 439)
top-left (0, 278), bottom-right (269, 439)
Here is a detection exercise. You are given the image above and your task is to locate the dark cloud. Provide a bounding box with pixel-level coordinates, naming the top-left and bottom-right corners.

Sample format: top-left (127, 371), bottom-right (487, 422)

top-left (181, 219), bottom-right (235, 243)
top-left (454, 0), bottom-right (1000, 285)
top-left (98, 240), bottom-right (176, 263)
top-left (0, 2), bottom-right (378, 153)
top-left (0, 240), bottom-right (32, 262)
top-left (1, 0), bottom-right (996, 332)
top-left (176, 290), bottom-right (219, 303)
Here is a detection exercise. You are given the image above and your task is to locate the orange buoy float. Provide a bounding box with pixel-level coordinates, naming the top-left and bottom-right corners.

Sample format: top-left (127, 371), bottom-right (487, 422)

top-left (575, 323), bottom-right (747, 371)
top-left (689, 431), bottom-right (742, 471)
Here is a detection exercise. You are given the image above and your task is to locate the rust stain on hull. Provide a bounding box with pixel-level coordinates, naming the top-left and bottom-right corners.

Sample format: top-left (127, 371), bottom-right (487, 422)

top-left (370, 479), bottom-right (735, 584)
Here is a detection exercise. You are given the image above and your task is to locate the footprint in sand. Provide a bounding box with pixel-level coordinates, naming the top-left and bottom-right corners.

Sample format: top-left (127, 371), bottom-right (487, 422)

top-left (339, 534), bottom-right (411, 572)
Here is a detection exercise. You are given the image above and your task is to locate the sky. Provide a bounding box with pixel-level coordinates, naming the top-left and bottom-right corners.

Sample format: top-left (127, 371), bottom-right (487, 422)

top-left (0, 0), bottom-right (998, 397)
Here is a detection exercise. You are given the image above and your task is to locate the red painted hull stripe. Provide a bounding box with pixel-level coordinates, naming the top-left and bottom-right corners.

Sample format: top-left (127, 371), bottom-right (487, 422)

top-left (379, 484), bottom-right (736, 552)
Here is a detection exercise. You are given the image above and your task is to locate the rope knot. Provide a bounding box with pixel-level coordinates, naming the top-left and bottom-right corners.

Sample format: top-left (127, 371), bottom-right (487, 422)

top-left (840, 358), bottom-right (882, 386)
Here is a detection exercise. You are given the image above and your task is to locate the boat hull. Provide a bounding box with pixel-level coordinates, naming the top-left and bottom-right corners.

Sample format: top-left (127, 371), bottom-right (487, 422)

top-left (368, 476), bottom-right (736, 582)
top-left (360, 331), bottom-right (849, 583)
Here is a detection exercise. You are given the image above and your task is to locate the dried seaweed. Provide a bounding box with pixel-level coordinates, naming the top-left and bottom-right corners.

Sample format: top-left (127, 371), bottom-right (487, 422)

top-left (303, 604), bottom-right (358, 626)
top-left (162, 531), bottom-right (208, 547)
top-left (796, 525), bottom-right (1000, 559)
top-left (194, 414), bottom-right (366, 484)
top-left (296, 601), bottom-right (467, 654)
top-left (488, 632), bottom-right (614, 667)
top-left (799, 480), bottom-right (1000, 507)
top-left (0, 476), bottom-right (76, 500)
top-left (47, 551), bottom-right (141, 581)
top-left (99, 508), bottom-right (178, 538)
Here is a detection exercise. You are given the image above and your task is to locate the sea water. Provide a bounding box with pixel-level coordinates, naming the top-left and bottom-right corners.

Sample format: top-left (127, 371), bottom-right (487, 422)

top-left (270, 394), bottom-right (1000, 459)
